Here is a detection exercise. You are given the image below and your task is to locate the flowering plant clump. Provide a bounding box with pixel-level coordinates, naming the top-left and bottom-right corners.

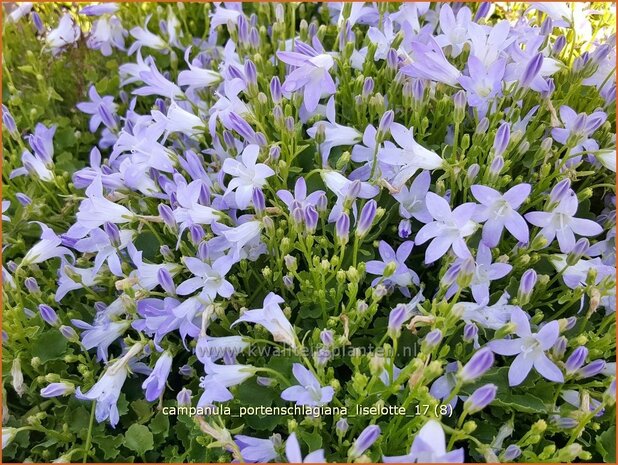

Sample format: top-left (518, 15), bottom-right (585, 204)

top-left (2, 2), bottom-right (616, 463)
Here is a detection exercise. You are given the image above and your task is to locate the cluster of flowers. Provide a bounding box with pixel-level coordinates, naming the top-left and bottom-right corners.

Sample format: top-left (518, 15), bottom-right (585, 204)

top-left (2, 2), bottom-right (616, 463)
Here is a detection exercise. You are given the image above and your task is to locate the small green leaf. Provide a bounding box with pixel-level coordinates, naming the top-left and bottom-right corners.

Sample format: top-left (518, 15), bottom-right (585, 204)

top-left (32, 329), bottom-right (67, 363)
top-left (597, 426), bottom-right (616, 462)
top-left (125, 424), bottom-right (154, 456)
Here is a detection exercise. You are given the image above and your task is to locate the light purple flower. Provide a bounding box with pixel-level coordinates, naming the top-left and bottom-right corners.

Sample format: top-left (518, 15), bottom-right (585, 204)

top-left (471, 183), bottom-right (530, 247)
top-left (435, 4), bottom-right (471, 57)
top-left (22, 222), bottom-right (74, 266)
top-left (392, 171), bottom-right (432, 223)
top-left (349, 425), bottom-right (381, 458)
top-left (525, 189), bottom-right (603, 253)
top-left (366, 241), bottom-right (419, 296)
top-left (277, 43), bottom-right (336, 112)
top-left (75, 361), bottom-right (129, 427)
top-left (459, 56), bottom-right (506, 117)
top-left (446, 244), bottom-right (512, 304)
top-left (286, 432), bottom-right (326, 463)
top-left (176, 255), bottom-right (235, 301)
top-left (415, 193), bottom-right (478, 263)
top-left (379, 123), bottom-right (444, 188)
top-left (142, 351), bottom-right (173, 401)
top-left (383, 419), bottom-right (464, 463)
top-left (46, 14), bottom-right (80, 55)
top-left (277, 177), bottom-right (325, 213)
top-left (401, 38), bottom-right (461, 86)
top-left (74, 227), bottom-right (133, 276)
top-left (459, 347), bottom-right (494, 383)
top-left (222, 144), bottom-right (275, 209)
top-left (40, 382), bottom-right (74, 398)
top-left (231, 293), bottom-right (296, 348)
top-left (235, 435), bottom-right (277, 463)
top-left (307, 97), bottom-right (362, 166)
top-left (281, 363), bottom-right (334, 406)
top-left (488, 308), bottom-right (563, 386)
top-left (551, 106), bottom-right (607, 156)
top-left (197, 359), bottom-right (255, 406)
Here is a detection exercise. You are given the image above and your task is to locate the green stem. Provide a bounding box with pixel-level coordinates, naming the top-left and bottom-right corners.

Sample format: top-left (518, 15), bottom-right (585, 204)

top-left (83, 400), bottom-right (96, 463)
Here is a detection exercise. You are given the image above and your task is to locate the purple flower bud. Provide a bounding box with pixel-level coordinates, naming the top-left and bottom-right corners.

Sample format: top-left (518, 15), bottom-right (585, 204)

top-left (465, 383), bottom-right (497, 413)
top-left (550, 179), bottom-right (571, 203)
top-left (412, 79), bottom-right (425, 102)
top-left (39, 304), bottom-right (58, 326)
top-left (16, 193), bottom-right (32, 206)
top-left (269, 145), bottom-right (281, 161)
top-left (336, 418), bottom-right (349, 434)
top-left (567, 238), bottom-right (589, 265)
top-left (463, 323), bottom-right (478, 342)
top-left (253, 188), bottom-right (266, 215)
top-left (454, 90), bottom-right (466, 111)
top-left (489, 155), bottom-right (504, 176)
top-left (504, 445), bottom-right (522, 461)
top-left (553, 336), bottom-right (568, 358)
top-left (316, 193), bottom-right (327, 212)
top-left (157, 268), bottom-right (176, 295)
top-left (177, 387), bottom-right (192, 406)
top-left (553, 35), bottom-right (567, 54)
top-left (283, 274), bottom-right (294, 289)
top-left (189, 224), bottom-right (205, 245)
top-left (474, 2), bottom-right (491, 20)
top-left (591, 44), bottom-right (611, 64)
top-left (347, 180), bottom-right (362, 200)
top-left (31, 11), bottom-right (45, 33)
top-left (564, 316), bottom-right (577, 331)
top-left (552, 416), bottom-right (578, 429)
top-left (160, 245), bottom-right (174, 261)
top-left (304, 205), bottom-right (319, 233)
top-left (2, 104), bottom-right (18, 137)
top-left (386, 48), bottom-right (398, 70)
top-left (244, 59), bottom-right (257, 86)
top-left (541, 78), bottom-right (555, 99)
top-left (476, 117), bottom-right (490, 134)
top-left (291, 207), bottom-right (304, 225)
top-left (600, 83), bottom-right (616, 103)
top-left (388, 304), bottom-right (408, 337)
top-left (229, 113), bottom-right (256, 142)
top-left (398, 219), bottom-right (411, 239)
top-left (565, 346), bottom-right (588, 374)
top-left (270, 77), bottom-right (283, 104)
top-left (467, 164), bottom-right (480, 183)
top-left (517, 269), bottom-right (537, 302)
top-left (7, 261), bottom-right (17, 273)
top-left (442, 262), bottom-right (462, 286)
top-left (356, 200), bottom-right (377, 237)
top-left (59, 325), bottom-right (78, 341)
top-left (378, 110), bottom-right (394, 136)
top-left (158, 204), bottom-right (176, 229)
top-left (540, 17), bottom-right (553, 36)
top-left (362, 77), bottom-right (375, 98)
top-left (335, 213), bottom-right (350, 245)
top-left (285, 116), bottom-right (295, 133)
top-left (423, 329), bottom-right (443, 349)
top-left (103, 222), bottom-right (121, 247)
top-left (577, 360), bottom-right (606, 379)
top-left (320, 329), bottom-right (334, 346)
top-left (460, 347), bottom-right (494, 382)
top-left (316, 347), bottom-right (331, 366)
top-left (40, 382), bottom-right (73, 398)
top-left (520, 53), bottom-right (544, 88)
top-left (249, 27), bottom-right (260, 48)
top-left (494, 123), bottom-right (510, 157)
top-left (349, 425), bottom-right (380, 458)
top-left (25, 277), bottom-right (40, 294)
top-left (179, 365), bottom-right (194, 377)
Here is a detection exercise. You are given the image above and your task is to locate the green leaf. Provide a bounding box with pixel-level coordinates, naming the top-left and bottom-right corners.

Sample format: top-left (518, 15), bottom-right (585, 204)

top-left (597, 426), bottom-right (616, 462)
top-left (125, 424), bottom-right (154, 456)
top-left (150, 412), bottom-right (170, 436)
top-left (93, 434), bottom-right (124, 460)
top-left (32, 329), bottom-right (67, 363)
top-left (131, 399), bottom-right (154, 423)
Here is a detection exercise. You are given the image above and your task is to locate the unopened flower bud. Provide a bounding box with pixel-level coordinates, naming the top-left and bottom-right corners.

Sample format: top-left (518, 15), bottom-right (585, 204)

top-left (38, 304), bottom-right (58, 326)
top-left (460, 348), bottom-right (494, 383)
top-left (465, 383), bottom-right (497, 413)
